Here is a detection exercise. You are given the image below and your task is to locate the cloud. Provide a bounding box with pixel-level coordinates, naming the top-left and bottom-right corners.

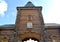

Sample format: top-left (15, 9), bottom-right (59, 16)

top-left (0, 0), bottom-right (8, 16)
top-left (44, 0), bottom-right (60, 24)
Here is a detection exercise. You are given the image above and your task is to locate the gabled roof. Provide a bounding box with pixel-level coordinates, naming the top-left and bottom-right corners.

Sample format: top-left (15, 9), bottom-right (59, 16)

top-left (0, 23), bottom-right (60, 29)
top-left (17, 1), bottom-right (42, 10)
top-left (0, 24), bottom-right (15, 29)
top-left (24, 1), bottom-right (35, 7)
top-left (45, 23), bottom-right (60, 28)
top-left (45, 23), bottom-right (60, 26)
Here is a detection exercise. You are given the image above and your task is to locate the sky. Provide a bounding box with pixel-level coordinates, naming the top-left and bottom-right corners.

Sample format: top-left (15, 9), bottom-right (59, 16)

top-left (0, 0), bottom-right (60, 25)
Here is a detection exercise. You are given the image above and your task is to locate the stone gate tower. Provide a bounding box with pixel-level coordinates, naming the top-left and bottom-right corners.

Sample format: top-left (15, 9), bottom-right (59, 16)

top-left (15, 1), bottom-right (44, 42)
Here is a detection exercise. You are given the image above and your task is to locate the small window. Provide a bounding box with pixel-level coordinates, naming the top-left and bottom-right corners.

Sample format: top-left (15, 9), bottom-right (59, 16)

top-left (27, 22), bottom-right (32, 28)
top-left (27, 15), bottom-right (32, 21)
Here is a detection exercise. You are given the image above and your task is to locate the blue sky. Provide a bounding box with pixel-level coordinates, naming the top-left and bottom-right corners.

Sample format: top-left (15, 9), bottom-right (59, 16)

top-left (0, 0), bottom-right (60, 25)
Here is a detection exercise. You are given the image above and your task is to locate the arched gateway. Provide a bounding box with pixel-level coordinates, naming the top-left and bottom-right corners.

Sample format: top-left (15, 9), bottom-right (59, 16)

top-left (22, 38), bottom-right (39, 42)
top-left (15, 1), bottom-right (45, 42)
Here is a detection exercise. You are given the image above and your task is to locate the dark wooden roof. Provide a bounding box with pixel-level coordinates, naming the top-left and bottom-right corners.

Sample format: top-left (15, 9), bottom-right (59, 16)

top-left (0, 24), bottom-right (15, 29)
top-left (0, 23), bottom-right (60, 29)
top-left (45, 23), bottom-right (60, 29)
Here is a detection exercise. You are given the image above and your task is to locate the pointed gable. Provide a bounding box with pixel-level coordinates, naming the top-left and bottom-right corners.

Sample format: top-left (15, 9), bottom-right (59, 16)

top-left (25, 1), bottom-right (35, 7)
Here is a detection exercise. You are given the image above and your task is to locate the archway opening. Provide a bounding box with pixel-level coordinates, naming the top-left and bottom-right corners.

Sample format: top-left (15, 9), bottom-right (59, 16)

top-left (22, 38), bottom-right (39, 42)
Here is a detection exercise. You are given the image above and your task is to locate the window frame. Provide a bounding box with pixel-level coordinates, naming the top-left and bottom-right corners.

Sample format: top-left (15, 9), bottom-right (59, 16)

top-left (27, 22), bottom-right (33, 28)
top-left (27, 15), bottom-right (32, 21)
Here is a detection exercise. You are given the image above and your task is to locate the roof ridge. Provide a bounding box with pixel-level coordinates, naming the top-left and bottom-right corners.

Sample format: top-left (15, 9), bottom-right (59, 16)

top-left (25, 1), bottom-right (35, 7)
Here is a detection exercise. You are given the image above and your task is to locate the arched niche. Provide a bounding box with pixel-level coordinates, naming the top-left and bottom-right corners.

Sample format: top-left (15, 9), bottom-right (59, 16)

top-left (2, 37), bottom-right (8, 42)
top-left (51, 35), bottom-right (58, 42)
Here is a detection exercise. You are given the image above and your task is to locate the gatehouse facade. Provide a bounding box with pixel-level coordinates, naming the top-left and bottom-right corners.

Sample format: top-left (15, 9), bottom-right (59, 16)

top-left (0, 1), bottom-right (60, 42)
